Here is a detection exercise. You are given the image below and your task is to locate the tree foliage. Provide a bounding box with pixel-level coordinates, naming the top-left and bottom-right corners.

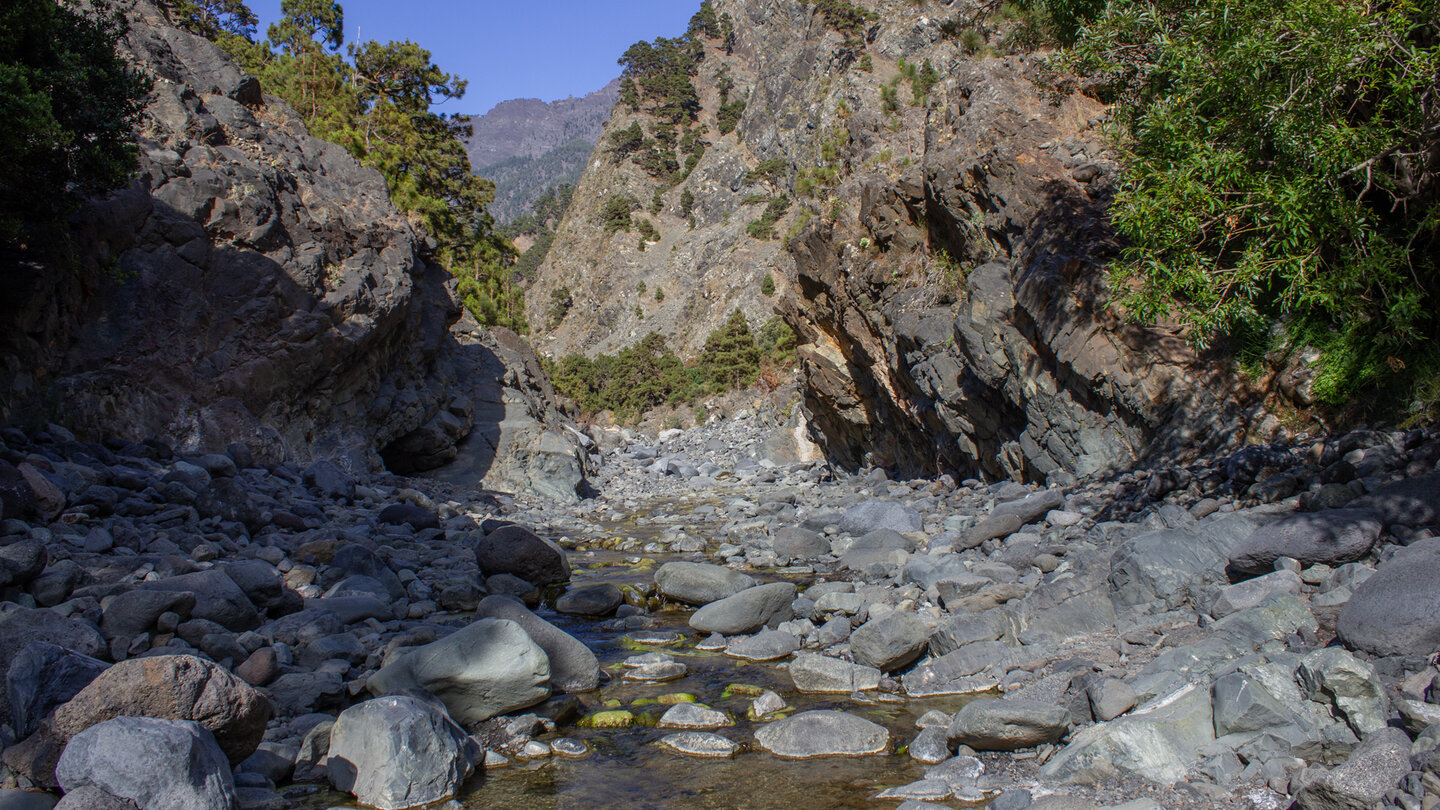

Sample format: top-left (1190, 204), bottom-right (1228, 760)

top-left (0, 0), bottom-right (149, 246)
top-left (547, 311), bottom-right (792, 422)
top-left (1060, 0), bottom-right (1439, 407)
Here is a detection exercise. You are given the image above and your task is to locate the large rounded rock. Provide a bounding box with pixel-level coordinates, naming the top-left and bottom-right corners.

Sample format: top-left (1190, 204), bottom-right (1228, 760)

top-left (839, 500), bottom-right (922, 535)
top-left (53, 654), bottom-right (271, 764)
top-left (56, 717), bottom-right (237, 810)
top-left (947, 698), bottom-right (1069, 751)
top-left (753, 710), bottom-right (890, 758)
top-left (689, 582), bottom-right (796, 635)
top-left (1336, 537), bottom-right (1440, 657)
top-left (654, 562), bottom-right (755, 606)
top-left (1227, 509), bottom-right (1382, 577)
top-left (0, 609), bottom-right (106, 731)
top-left (143, 570), bottom-right (260, 631)
top-left (772, 527), bottom-right (830, 559)
top-left (6, 642), bottom-right (109, 738)
top-left (100, 589), bottom-right (196, 638)
top-left (366, 617), bottom-right (551, 723)
top-left (1349, 472), bottom-right (1440, 527)
top-left (850, 612), bottom-right (929, 672)
top-left (555, 583), bottom-right (623, 616)
top-left (326, 695), bottom-right (476, 810)
top-left (0, 540), bottom-right (47, 588)
top-left (473, 525), bottom-right (570, 586)
top-left (474, 595), bottom-right (599, 692)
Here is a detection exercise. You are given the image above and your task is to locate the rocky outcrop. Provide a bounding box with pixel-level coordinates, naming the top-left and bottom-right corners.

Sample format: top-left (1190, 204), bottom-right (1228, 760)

top-left (526, 2), bottom-right (800, 357)
top-left (0, 3), bottom-right (590, 499)
top-left (777, 49), bottom-right (1263, 481)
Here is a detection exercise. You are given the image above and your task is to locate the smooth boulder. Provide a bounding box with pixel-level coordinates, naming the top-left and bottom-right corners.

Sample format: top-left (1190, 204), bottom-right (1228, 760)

top-left (947, 698), bottom-right (1069, 751)
top-left (753, 710), bottom-right (890, 758)
top-left (55, 717), bottom-right (237, 810)
top-left (1227, 509), bottom-right (1382, 577)
top-left (849, 612), bottom-right (929, 672)
top-left (367, 617), bottom-right (551, 723)
top-left (473, 525), bottom-right (570, 586)
top-left (839, 500), bottom-right (922, 535)
top-left (473, 595), bottom-right (599, 692)
top-left (6, 642), bottom-right (108, 738)
top-left (326, 695), bottom-right (476, 810)
top-left (1336, 537), bottom-right (1440, 657)
top-left (689, 582), bottom-right (796, 635)
top-left (654, 562), bottom-right (755, 606)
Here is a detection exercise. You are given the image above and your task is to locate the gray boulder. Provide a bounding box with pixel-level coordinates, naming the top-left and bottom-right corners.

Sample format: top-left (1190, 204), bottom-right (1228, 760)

top-left (302, 460), bottom-right (354, 501)
top-left (326, 695), bottom-right (476, 810)
top-left (789, 653), bottom-right (881, 693)
top-left (1296, 648), bottom-right (1389, 736)
top-left (841, 529), bottom-right (917, 576)
top-left (473, 595), bottom-right (599, 692)
top-left (1109, 516), bottom-right (1257, 610)
top-left (53, 787), bottom-right (139, 810)
top-left (366, 617), bottom-right (550, 723)
top-left (947, 698), bottom-right (1069, 751)
top-left (100, 589), bottom-right (196, 638)
top-left (1227, 509), bottom-right (1382, 577)
top-left (1294, 726), bottom-right (1411, 809)
top-left (654, 562), bottom-right (755, 606)
top-left (473, 525), bottom-right (570, 586)
top-left (144, 570), bottom-right (260, 631)
top-left (326, 545), bottom-right (404, 601)
top-left (0, 541), bottom-right (46, 588)
top-left (1349, 472), bottom-right (1440, 526)
top-left (55, 717), bottom-right (237, 810)
top-left (772, 527), bottom-right (829, 559)
top-left (555, 583), bottom-right (623, 616)
top-left (689, 582), bottom-right (797, 635)
top-left (6, 643), bottom-right (108, 738)
top-left (1335, 537), bottom-right (1440, 656)
top-left (989, 488), bottom-right (1064, 525)
top-left (850, 612), bottom-right (929, 672)
top-left (1043, 684), bottom-right (1215, 785)
top-left (0, 609), bottom-right (107, 728)
top-left (753, 710), bottom-right (890, 758)
top-left (1211, 570), bottom-right (1303, 617)
top-left (839, 500), bottom-right (922, 535)
top-left (0, 789), bottom-right (58, 810)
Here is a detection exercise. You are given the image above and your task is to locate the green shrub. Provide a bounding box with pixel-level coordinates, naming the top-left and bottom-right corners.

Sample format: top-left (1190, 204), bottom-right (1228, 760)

top-left (1, 0), bottom-right (149, 245)
top-left (1070, 0), bottom-right (1440, 410)
top-left (601, 195), bottom-right (636, 234)
top-left (746, 196), bottom-right (792, 239)
top-left (761, 273), bottom-right (776, 296)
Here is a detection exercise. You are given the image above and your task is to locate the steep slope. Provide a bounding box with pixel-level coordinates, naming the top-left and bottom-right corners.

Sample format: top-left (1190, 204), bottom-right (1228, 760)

top-left (464, 81), bottom-right (620, 223)
top-left (0, 3), bottom-right (590, 498)
top-left (537, 0), bottom-right (1280, 480)
top-left (526, 5), bottom-right (796, 358)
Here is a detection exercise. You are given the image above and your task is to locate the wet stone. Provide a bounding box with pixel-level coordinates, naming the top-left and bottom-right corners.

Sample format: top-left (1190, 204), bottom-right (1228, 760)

top-left (658, 732), bottom-right (742, 758)
top-left (657, 703), bottom-right (733, 730)
top-left (550, 738), bottom-right (589, 758)
top-left (875, 779), bottom-right (953, 801)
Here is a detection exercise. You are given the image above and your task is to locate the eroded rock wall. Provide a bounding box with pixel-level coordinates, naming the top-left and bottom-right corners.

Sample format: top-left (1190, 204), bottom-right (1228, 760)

top-left (0, 3), bottom-right (589, 498)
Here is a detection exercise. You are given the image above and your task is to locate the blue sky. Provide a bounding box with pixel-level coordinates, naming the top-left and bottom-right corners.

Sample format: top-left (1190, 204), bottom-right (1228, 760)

top-left (249, 1), bottom-right (700, 115)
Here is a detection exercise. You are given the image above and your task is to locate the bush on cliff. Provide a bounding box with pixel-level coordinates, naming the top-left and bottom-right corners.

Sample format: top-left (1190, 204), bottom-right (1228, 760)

top-left (0, 0), bottom-right (149, 248)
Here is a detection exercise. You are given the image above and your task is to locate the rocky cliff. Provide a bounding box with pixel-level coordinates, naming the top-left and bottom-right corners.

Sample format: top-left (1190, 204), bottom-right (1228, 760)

top-left (0, 3), bottom-right (589, 500)
top-left (526, 4), bottom-right (796, 358)
top-left (539, 0), bottom-right (1279, 480)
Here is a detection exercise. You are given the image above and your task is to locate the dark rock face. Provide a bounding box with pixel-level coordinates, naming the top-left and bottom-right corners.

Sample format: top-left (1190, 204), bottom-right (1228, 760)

top-left (0, 3), bottom-right (590, 501)
top-left (777, 58), bottom-right (1265, 482)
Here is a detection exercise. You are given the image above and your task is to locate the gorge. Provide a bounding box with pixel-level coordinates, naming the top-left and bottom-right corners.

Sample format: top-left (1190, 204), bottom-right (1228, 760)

top-left (0, 1), bottom-right (1438, 809)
